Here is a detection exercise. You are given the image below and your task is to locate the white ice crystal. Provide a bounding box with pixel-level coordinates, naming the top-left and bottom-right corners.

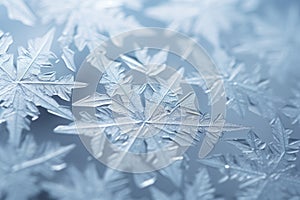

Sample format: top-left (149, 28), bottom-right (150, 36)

top-left (0, 29), bottom-right (79, 144)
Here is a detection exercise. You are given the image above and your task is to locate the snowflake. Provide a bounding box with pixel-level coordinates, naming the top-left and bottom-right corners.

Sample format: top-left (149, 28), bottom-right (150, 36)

top-left (42, 163), bottom-right (129, 200)
top-left (282, 83), bottom-right (300, 125)
top-left (56, 49), bottom-right (246, 170)
top-left (201, 118), bottom-right (300, 200)
top-left (231, 5), bottom-right (300, 82)
top-left (0, 29), bottom-right (80, 145)
top-left (220, 62), bottom-right (281, 119)
top-left (186, 52), bottom-right (282, 119)
top-left (0, 0), bottom-right (36, 26)
top-left (33, 0), bottom-right (142, 71)
top-left (150, 159), bottom-right (216, 200)
top-left (0, 135), bottom-right (74, 200)
top-left (146, 0), bottom-right (257, 46)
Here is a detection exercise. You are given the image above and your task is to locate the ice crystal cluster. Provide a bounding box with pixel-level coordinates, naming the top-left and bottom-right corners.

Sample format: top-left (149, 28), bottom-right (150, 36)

top-left (0, 0), bottom-right (299, 200)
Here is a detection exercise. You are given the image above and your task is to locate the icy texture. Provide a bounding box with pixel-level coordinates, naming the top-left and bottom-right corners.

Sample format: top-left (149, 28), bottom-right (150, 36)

top-left (57, 49), bottom-right (246, 165)
top-left (0, 29), bottom-right (77, 144)
top-left (201, 118), bottom-right (300, 200)
top-left (186, 51), bottom-right (283, 119)
top-left (0, 1), bottom-right (299, 199)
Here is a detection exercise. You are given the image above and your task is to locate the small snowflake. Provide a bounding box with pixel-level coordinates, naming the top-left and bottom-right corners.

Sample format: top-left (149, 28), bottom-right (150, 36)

top-left (201, 118), bottom-right (300, 200)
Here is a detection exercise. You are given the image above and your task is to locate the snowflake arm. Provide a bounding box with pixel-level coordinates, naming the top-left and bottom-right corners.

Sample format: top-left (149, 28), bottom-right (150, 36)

top-left (282, 83), bottom-right (300, 125)
top-left (0, 31), bottom-right (13, 55)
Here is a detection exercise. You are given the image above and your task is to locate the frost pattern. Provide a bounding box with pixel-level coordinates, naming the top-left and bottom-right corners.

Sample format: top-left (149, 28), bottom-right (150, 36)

top-left (201, 118), bottom-right (300, 200)
top-left (186, 54), bottom-right (282, 119)
top-left (0, 0), bottom-right (299, 199)
top-left (0, 135), bottom-right (74, 200)
top-left (0, 29), bottom-right (77, 144)
top-left (57, 49), bottom-right (246, 162)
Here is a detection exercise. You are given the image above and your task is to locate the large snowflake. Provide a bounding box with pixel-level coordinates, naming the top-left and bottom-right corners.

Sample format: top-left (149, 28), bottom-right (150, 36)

top-left (56, 48), bottom-right (246, 171)
top-left (0, 29), bottom-right (79, 144)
